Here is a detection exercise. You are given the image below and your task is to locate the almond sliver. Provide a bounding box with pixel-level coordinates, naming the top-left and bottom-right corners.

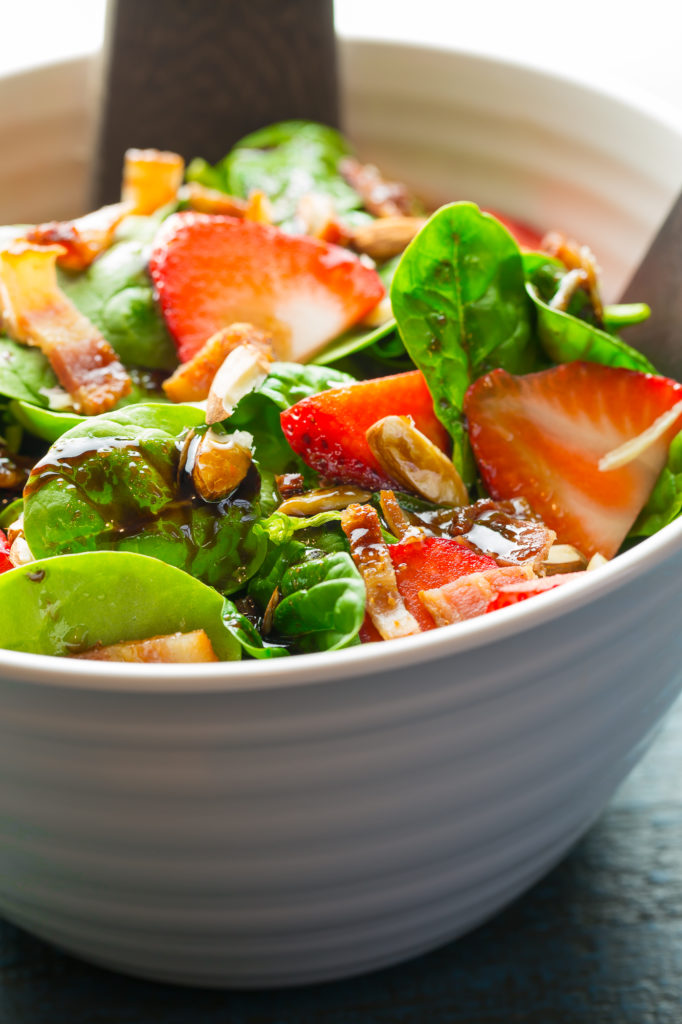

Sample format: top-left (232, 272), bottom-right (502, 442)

top-left (598, 399), bottom-right (682, 472)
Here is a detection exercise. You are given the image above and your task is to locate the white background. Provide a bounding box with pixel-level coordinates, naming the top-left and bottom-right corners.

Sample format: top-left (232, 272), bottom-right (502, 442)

top-left (1, 0), bottom-right (681, 123)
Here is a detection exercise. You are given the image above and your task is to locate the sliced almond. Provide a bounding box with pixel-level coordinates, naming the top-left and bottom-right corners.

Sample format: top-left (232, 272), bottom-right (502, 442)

top-left (191, 428), bottom-right (253, 501)
top-left (341, 503), bottom-right (420, 640)
top-left (350, 216), bottom-right (426, 262)
top-left (205, 342), bottom-right (273, 424)
top-left (586, 552), bottom-right (609, 571)
top-left (278, 485), bottom-right (372, 517)
top-left (163, 323), bottom-right (274, 403)
top-left (541, 542), bottom-right (587, 576)
top-left (598, 399), bottom-right (682, 471)
top-left (122, 148), bottom-right (185, 215)
top-left (7, 518), bottom-right (33, 568)
top-left (178, 182), bottom-right (247, 217)
top-left (74, 629), bottom-right (219, 663)
top-left (367, 415), bottom-right (468, 507)
top-left (0, 243), bottom-right (130, 415)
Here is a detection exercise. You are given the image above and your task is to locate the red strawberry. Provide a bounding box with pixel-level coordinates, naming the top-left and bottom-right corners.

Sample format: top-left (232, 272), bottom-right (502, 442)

top-left (280, 370), bottom-right (451, 489)
top-left (487, 573), bottom-right (582, 611)
top-left (485, 210), bottom-right (543, 250)
top-left (149, 213), bottom-right (384, 363)
top-left (0, 530), bottom-right (12, 574)
top-left (360, 537), bottom-right (497, 640)
top-left (465, 362), bottom-right (682, 559)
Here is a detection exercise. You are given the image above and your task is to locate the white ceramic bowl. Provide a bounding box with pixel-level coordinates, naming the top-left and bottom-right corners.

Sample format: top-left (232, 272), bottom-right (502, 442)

top-left (2, 42), bottom-right (682, 989)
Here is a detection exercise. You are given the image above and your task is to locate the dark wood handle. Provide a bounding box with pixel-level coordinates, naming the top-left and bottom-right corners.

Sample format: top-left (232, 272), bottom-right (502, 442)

top-left (92, 0), bottom-right (338, 206)
top-left (618, 190), bottom-right (682, 379)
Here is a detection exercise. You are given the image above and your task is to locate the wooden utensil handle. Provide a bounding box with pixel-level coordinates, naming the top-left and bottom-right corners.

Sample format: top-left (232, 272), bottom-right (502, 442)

top-left (93, 0), bottom-right (338, 206)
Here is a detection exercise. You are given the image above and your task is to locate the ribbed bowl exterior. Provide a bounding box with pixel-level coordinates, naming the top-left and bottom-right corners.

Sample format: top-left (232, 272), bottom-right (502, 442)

top-left (1, 43), bottom-right (682, 987)
top-left (1, 545), bottom-right (682, 986)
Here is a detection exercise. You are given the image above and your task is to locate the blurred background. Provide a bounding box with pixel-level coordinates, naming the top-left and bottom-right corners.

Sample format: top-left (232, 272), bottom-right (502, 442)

top-left (2, 0), bottom-right (681, 119)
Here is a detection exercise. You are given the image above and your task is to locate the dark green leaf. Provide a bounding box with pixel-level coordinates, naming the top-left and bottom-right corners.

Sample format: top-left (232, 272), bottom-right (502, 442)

top-left (274, 551), bottom-right (365, 651)
top-left (221, 599), bottom-right (289, 659)
top-left (391, 203), bottom-right (540, 480)
top-left (629, 432), bottom-right (682, 538)
top-left (0, 497), bottom-right (22, 529)
top-left (0, 337), bottom-right (58, 404)
top-left (0, 551), bottom-right (240, 659)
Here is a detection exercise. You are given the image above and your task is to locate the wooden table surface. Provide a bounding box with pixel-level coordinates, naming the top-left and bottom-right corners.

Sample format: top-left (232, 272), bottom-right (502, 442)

top-left (1, 699), bottom-right (681, 1024)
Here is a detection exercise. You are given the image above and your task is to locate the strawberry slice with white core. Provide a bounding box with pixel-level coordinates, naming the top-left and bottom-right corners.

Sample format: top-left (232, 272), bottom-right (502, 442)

top-left (464, 361), bottom-right (682, 560)
top-left (149, 213), bottom-right (385, 364)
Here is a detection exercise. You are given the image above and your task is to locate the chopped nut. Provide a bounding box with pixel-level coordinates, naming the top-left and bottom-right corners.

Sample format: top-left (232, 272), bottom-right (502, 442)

top-left (122, 148), bottom-right (185, 215)
top-left (191, 428), bottom-right (253, 501)
top-left (178, 182), bottom-right (247, 217)
top-left (357, 295), bottom-right (393, 328)
top-left (278, 485), bottom-right (372, 517)
top-left (163, 323), bottom-right (274, 403)
top-left (275, 472), bottom-right (305, 500)
top-left (379, 489), bottom-right (426, 542)
top-left (339, 157), bottom-right (417, 218)
top-left (366, 416), bottom-right (468, 507)
top-left (25, 202), bottom-right (132, 272)
top-left (419, 565), bottom-right (535, 626)
top-left (205, 341), bottom-right (273, 424)
top-left (74, 629), bottom-right (219, 663)
top-left (350, 216), bottom-right (426, 262)
top-left (586, 552), bottom-right (609, 571)
top-left (7, 517), bottom-right (33, 568)
top-left (341, 503), bottom-right (420, 640)
top-left (0, 243), bottom-right (130, 415)
top-left (541, 543), bottom-right (587, 576)
top-left (244, 189), bottom-right (274, 224)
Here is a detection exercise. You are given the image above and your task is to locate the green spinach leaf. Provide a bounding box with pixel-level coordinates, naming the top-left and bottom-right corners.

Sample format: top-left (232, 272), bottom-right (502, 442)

top-left (629, 432), bottom-right (682, 538)
top-left (187, 120), bottom-right (367, 231)
top-left (0, 337), bottom-right (58, 405)
top-left (0, 551), bottom-right (240, 659)
top-left (22, 404), bottom-right (267, 592)
top-left (391, 202), bottom-right (540, 480)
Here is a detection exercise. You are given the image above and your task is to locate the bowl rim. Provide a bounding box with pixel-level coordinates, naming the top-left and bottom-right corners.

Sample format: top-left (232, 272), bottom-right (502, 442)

top-left (2, 42), bottom-right (682, 693)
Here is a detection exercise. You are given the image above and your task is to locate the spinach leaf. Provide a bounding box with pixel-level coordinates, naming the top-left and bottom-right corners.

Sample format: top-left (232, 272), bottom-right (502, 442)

top-left (187, 120), bottom-right (367, 231)
top-left (526, 283), bottom-right (656, 373)
top-left (231, 361), bottom-right (354, 480)
top-left (391, 202), bottom-right (540, 479)
top-left (0, 497), bottom-right (22, 529)
top-left (274, 551), bottom-right (365, 652)
top-left (0, 337), bottom-right (59, 405)
top-left (0, 551), bottom-right (240, 659)
top-left (312, 318), bottom-right (397, 366)
top-left (59, 235), bottom-right (177, 371)
top-left (221, 600), bottom-right (289, 659)
top-left (22, 404), bottom-right (267, 593)
top-left (602, 303), bottom-right (651, 330)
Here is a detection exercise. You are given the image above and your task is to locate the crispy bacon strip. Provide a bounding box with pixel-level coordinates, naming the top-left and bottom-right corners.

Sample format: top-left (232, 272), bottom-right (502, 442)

top-left (379, 489), bottom-right (426, 542)
top-left (163, 323), bottom-right (274, 403)
top-left (341, 503), bottom-right (420, 640)
top-left (339, 156), bottom-right (417, 218)
top-left (419, 565), bottom-right (535, 627)
top-left (0, 243), bottom-right (130, 415)
top-left (74, 629), bottom-right (219, 663)
top-left (122, 148), bottom-right (185, 215)
top-left (244, 189), bottom-right (274, 224)
top-left (26, 202), bottom-right (132, 272)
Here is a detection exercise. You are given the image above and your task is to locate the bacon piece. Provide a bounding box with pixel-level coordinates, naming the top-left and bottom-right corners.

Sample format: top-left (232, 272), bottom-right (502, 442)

top-left (162, 323), bottom-right (274, 403)
top-left (122, 148), bottom-right (185, 215)
top-left (379, 489), bottom-right (426, 542)
top-left (74, 629), bottom-right (219, 663)
top-left (419, 565), bottom-right (535, 626)
top-left (339, 157), bottom-right (416, 218)
top-left (178, 182), bottom-right (248, 217)
top-left (26, 202), bottom-right (132, 272)
top-left (0, 243), bottom-right (130, 415)
top-left (276, 472), bottom-right (306, 500)
top-left (341, 503), bottom-right (420, 640)
top-left (244, 189), bottom-right (274, 224)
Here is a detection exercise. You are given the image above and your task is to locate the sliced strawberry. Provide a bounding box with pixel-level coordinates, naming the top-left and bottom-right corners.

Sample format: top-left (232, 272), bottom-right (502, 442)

top-left (360, 537), bottom-right (497, 641)
top-left (484, 210), bottom-right (543, 250)
top-left (281, 370), bottom-right (450, 489)
top-left (465, 362), bottom-right (682, 559)
top-left (487, 572), bottom-right (583, 612)
top-left (149, 213), bottom-right (384, 363)
top-left (0, 530), bottom-right (12, 574)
